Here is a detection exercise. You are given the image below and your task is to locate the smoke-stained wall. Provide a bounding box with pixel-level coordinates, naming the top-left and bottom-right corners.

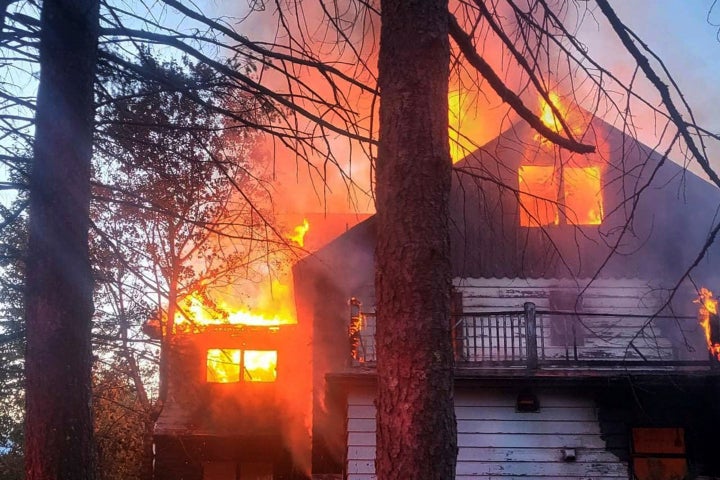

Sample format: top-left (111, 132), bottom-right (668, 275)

top-left (293, 218), bottom-right (376, 473)
top-left (449, 118), bottom-right (720, 288)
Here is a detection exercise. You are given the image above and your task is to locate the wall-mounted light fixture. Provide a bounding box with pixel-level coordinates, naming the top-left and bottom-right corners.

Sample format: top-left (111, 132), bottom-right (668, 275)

top-left (561, 448), bottom-right (577, 462)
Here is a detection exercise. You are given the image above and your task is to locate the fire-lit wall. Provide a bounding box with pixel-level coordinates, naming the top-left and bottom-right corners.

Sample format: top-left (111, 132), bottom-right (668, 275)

top-left (291, 111), bottom-right (720, 478)
top-left (449, 117), bottom-right (720, 284)
top-left (153, 325), bottom-right (311, 480)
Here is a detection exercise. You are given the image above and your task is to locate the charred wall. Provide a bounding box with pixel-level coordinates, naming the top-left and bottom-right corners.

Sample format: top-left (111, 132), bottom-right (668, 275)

top-left (161, 329), bottom-right (293, 436)
top-left (153, 435), bottom-right (305, 480)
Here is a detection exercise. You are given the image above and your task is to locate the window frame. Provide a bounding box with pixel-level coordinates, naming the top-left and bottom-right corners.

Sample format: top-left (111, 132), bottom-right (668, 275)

top-left (518, 163), bottom-right (604, 227)
top-left (205, 348), bottom-right (278, 384)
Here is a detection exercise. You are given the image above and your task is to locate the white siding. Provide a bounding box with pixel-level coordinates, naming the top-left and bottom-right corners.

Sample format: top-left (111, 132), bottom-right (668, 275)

top-left (346, 388), bottom-right (629, 480)
top-left (453, 277), bottom-right (661, 312)
top-left (453, 277), bottom-right (705, 362)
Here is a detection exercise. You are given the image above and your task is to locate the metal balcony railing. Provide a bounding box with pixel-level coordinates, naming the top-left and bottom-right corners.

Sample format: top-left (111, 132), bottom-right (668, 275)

top-left (349, 302), bottom-right (715, 370)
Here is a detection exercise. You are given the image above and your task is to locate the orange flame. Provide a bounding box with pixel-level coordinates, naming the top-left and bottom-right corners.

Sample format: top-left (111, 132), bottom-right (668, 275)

top-left (174, 278), bottom-right (297, 333)
top-left (534, 92), bottom-right (586, 148)
top-left (288, 218), bottom-right (310, 247)
top-left (695, 287), bottom-right (720, 360)
top-left (449, 90), bottom-right (473, 163)
top-left (539, 91), bottom-right (566, 134)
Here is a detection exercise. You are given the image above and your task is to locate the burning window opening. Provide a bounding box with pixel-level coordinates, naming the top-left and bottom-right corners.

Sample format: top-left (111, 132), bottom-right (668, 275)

top-left (206, 348), bottom-right (278, 383)
top-left (206, 348), bottom-right (241, 383)
top-left (695, 287), bottom-right (720, 360)
top-left (243, 350), bottom-right (278, 382)
top-left (518, 165), bottom-right (558, 227)
top-left (172, 281), bottom-right (298, 334)
top-left (518, 165), bottom-right (603, 227)
top-left (348, 297), bottom-right (376, 364)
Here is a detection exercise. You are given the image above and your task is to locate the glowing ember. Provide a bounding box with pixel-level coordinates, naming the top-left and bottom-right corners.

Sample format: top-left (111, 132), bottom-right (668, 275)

top-left (288, 218), bottom-right (310, 247)
top-left (695, 287), bottom-right (720, 360)
top-left (206, 348), bottom-right (241, 383)
top-left (243, 350), bottom-right (278, 382)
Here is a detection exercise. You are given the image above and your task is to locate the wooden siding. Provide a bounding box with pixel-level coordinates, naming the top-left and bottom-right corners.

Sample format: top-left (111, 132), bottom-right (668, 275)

top-left (454, 277), bottom-right (706, 363)
top-left (455, 277), bottom-right (663, 312)
top-left (346, 388), bottom-right (629, 480)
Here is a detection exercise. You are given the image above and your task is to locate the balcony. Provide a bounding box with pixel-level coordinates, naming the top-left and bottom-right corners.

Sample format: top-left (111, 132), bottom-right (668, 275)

top-left (349, 302), bottom-right (718, 372)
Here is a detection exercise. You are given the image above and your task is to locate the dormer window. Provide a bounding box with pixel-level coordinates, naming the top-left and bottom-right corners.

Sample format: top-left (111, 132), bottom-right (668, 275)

top-left (206, 348), bottom-right (277, 383)
top-left (518, 164), bottom-right (603, 227)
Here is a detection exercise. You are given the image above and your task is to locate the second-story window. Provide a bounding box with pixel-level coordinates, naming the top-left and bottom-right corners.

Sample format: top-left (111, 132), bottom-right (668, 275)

top-left (206, 348), bottom-right (241, 383)
top-left (518, 164), bottom-right (603, 227)
top-left (206, 348), bottom-right (277, 383)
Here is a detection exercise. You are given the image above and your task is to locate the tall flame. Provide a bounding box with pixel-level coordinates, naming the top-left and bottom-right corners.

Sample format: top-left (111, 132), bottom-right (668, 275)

top-left (534, 91), bottom-right (586, 149)
top-left (539, 91), bottom-right (566, 133)
top-left (174, 279), bottom-right (297, 333)
top-left (695, 287), bottom-right (720, 360)
top-left (449, 90), bottom-right (472, 163)
top-left (288, 218), bottom-right (310, 247)
top-left (170, 220), bottom-right (315, 333)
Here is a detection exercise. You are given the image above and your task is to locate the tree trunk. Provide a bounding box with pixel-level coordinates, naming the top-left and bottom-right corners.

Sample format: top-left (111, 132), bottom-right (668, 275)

top-left (24, 0), bottom-right (99, 478)
top-left (375, 1), bottom-right (457, 479)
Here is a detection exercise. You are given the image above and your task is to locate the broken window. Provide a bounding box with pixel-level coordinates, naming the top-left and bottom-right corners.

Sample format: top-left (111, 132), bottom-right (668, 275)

top-left (632, 427), bottom-right (687, 480)
top-left (518, 165), bottom-right (603, 227)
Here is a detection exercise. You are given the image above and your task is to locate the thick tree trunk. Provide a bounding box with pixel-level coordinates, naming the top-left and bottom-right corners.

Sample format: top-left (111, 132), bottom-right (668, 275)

top-left (24, 0), bottom-right (99, 478)
top-left (375, 1), bottom-right (457, 479)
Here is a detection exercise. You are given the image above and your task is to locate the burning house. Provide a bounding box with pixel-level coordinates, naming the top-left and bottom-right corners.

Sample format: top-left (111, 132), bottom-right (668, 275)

top-left (148, 94), bottom-right (720, 479)
top-left (293, 101), bottom-right (720, 479)
top-left (148, 214), bottom-right (370, 480)
top-left (147, 278), bottom-right (314, 480)
top-left (151, 322), bottom-right (306, 480)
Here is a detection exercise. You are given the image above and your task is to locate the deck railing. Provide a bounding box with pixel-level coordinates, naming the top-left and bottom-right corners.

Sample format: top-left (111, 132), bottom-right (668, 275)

top-left (350, 303), bottom-right (714, 369)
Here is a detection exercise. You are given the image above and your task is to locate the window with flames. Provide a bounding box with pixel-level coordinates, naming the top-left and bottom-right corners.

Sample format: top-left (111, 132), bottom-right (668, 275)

top-left (518, 164), bottom-right (603, 227)
top-left (206, 348), bottom-right (278, 383)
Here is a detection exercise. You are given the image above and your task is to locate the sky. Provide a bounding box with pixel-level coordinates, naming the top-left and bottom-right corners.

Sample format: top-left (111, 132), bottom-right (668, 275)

top-left (3, 1), bottom-right (719, 214)
top-left (577, 1), bottom-right (720, 176)
top-left (224, 0), bottom-right (720, 214)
